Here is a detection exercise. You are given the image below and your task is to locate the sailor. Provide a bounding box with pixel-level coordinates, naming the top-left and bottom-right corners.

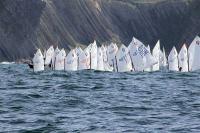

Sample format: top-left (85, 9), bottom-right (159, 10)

top-left (179, 67), bottom-right (182, 72)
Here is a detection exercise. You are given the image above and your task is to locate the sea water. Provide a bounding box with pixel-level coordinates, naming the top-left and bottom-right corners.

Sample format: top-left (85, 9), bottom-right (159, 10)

top-left (0, 63), bottom-right (200, 132)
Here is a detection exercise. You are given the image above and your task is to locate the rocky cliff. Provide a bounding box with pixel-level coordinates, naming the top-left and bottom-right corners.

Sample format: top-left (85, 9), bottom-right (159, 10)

top-left (0, 0), bottom-right (199, 61)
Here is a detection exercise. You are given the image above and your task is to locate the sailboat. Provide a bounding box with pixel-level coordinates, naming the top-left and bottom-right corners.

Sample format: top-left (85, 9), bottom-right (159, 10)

top-left (76, 47), bottom-right (90, 70)
top-left (54, 49), bottom-right (66, 70)
top-left (65, 49), bottom-right (78, 71)
top-left (128, 37), bottom-right (157, 71)
top-left (159, 50), bottom-right (163, 67)
top-left (101, 45), bottom-right (108, 63)
top-left (33, 49), bottom-right (44, 72)
top-left (90, 41), bottom-right (98, 70)
top-left (152, 40), bottom-right (160, 71)
top-left (188, 36), bottom-right (200, 71)
top-left (178, 44), bottom-right (188, 72)
top-left (144, 45), bottom-right (151, 72)
top-left (44, 46), bottom-right (54, 67)
top-left (162, 47), bottom-right (167, 67)
top-left (115, 44), bottom-right (133, 72)
top-left (101, 45), bottom-right (113, 72)
top-left (168, 46), bottom-right (178, 71)
top-left (52, 47), bottom-right (60, 70)
top-left (43, 49), bottom-right (46, 60)
top-left (97, 47), bottom-right (104, 71)
top-left (107, 42), bottom-right (118, 72)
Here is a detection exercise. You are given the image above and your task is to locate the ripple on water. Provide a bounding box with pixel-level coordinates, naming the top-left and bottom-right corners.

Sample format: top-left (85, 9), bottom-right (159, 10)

top-left (0, 64), bottom-right (200, 132)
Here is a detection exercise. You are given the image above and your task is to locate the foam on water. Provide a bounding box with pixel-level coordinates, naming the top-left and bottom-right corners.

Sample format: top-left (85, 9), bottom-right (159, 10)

top-left (0, 64), bottom-right (200, 132)
top-left (0, 62), bottom-right (15, 65)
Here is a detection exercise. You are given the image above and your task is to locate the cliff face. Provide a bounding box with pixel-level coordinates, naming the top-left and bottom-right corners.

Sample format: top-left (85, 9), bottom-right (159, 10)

top-left (0, 0), bottom-right (200, 61)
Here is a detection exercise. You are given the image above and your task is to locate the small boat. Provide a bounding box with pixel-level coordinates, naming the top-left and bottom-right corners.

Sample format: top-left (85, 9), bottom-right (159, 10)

top-left (178, 44), bottom-right (188, 72)
top-left (65, 49), bottom-right (78, 71)
top-left (115, 44), bottom-right (132, 72)
top-left (33, 49), bottom-right (44, 72)
top-left (54, 49), bottom-right (66, 70)
top-left (144, 45), bottom-right (151, 72)
top-left (97, 47), bottom-right (104, 71)
top-left (44, 46), bottom-right (54, 67)
top-left (152, 40), bottom-right (160, 71)
top-left (107, 42), bottom-right (118, 72)
top-left (162, 47), bottom-right (168, 67)
top-left (76, 47), bottom-right (90, 70)
top-left (90, 40), bottom-right (98, 70)
top-left (188, 36), bottom-right (200, 71)
top-left (128, 37), bottom-right (156, 71)
top-left (168, 46), bottom-right (178, 71)
top-left (101, 45), bottom-right (113, 72)
top-left (52, 47), bottom-right (60, 70)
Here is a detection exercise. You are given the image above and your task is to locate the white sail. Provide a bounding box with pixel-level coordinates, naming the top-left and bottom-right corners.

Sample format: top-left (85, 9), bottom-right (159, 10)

top-left (104, 63), bottom-right (113, 72)
top-left (168, 46), bottom-right (178, 71)
top-left (33, 49), bottom-right (44, 72)
top-left (76, 47), bottom-right (90, 70)
top-left (162, 47), bottom-right (167, 67)
top-left (44, 46), bottom-right (54, 66)
top-left (84, 46), bottom-right (91, 68)
top-left (116, 45), bottom-right (132, 72)
top-left (97, 47), bottom-right (104, 71)
top-left (54, 49), bottom-right (66, 70)
top-left (101, 45), bottom-right (113, 72)
top-left (65, 49), bottom-right (78, 71)
top-left (129, 37), bottom-right (157, 71)
top-left (107, 42), bottom-right (118, 72)
top-left (178, 44), bottom-right (188, 72)
top-left (188, 36), bottom-right (200, 71)
top-left (152, 40), bottom-right (160, 71)
top-left (52, 47), bottom-right (60, 69)
top-left (90, 40), bottom-right (98, 70)
top-left (146, 45), bottom-right (151, 53)
top-left (158, 47), bottom-right (168, 69)
top-left (101, 45), bottom-right (108, 63)
top-left (43, 49), bottom-right (46, 59)
top-left (144, 45), bottom-right (151, 72)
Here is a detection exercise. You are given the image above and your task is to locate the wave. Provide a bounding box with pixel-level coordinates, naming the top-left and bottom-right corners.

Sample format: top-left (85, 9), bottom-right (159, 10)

top-left (0, 61), bottom-right (15, 65)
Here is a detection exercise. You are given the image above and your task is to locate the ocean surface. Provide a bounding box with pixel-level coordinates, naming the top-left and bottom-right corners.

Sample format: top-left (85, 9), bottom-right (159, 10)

top-left (0, 63), bottom-right (200, 133)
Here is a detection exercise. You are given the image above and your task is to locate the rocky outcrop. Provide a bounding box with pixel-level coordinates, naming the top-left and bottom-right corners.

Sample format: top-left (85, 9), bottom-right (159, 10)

top-left (0, 0), bottom-right (199, 61)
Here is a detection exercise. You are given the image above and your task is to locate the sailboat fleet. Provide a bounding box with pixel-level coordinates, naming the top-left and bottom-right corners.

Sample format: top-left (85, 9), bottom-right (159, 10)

top-left (32, 36), bottom-right (200, 73)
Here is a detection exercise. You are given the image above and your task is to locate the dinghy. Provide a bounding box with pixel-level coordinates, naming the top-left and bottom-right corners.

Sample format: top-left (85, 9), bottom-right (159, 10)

top-left (128, 37), bottom-right (157, 71)
top-left (152, 40), bottom-right (160, 71)
top-left (54, 49), bottom-right (66, 70)
top-left (52, 47), bottom-right (60, 70)
top-left (101, 45), bottom-right (108, 63)
top-left (33, 49), bottom-right (44, 72)
top-left (144, 45), bottom-right (151, 72)
top-left (90, 41), bottom-right (98, 70)
top-left (188, 36), bottom-right (200, 71)
top-left (178, 44), bottom-right (188, 72)
top-left (43, 49), bottom-right (46, 60)
top-left (76, 47), bottom-right (90, 70)
top-left (97, 47), bottom-right (104, 71)
top-left (159, 50), bottom-right (163, 67)
top-left (115, 45), bottom-right (132, 72)
top-left (107, 43), bottom-right (118, 72)
top-left (168, 47), bottom-right (178, 71)
top-left (101, 45), bottom-right (113, 72)
top-left (84, 46), bottom-right (91, 68)
top-left (44, 46), bottom-right (54, 67)
top-left (65, 49), bottom-right (78, 71)
top-left (162, 47), bottom-right (167, 67)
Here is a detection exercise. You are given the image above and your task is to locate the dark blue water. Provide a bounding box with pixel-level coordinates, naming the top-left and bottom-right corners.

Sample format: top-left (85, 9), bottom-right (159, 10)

top-left (0, 63), bottom-right (200, 133)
